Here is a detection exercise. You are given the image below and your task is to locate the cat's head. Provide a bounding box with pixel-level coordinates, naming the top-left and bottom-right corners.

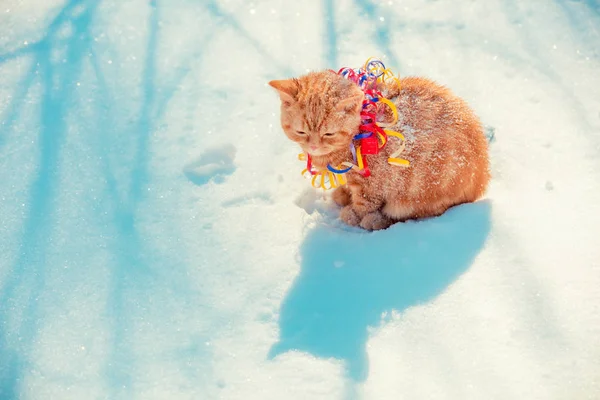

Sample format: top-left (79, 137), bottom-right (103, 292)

top-left (269, 71), bottom-right (364, 157)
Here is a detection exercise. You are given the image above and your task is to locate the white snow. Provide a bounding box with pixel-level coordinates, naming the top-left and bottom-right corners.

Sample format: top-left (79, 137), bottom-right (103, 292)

top-left (1, 0), bottom-right (599, 399)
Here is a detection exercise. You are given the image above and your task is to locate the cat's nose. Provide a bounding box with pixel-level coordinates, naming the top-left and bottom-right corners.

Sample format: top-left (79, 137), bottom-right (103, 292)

top-left (310, 145), bottom-right (318, 151)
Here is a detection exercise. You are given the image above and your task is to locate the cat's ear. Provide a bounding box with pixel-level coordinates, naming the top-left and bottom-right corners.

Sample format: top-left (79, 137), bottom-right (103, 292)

top-left (335, 92), bottom-right (364, 114)
top-left (269, 79), bottom-right (299, 107)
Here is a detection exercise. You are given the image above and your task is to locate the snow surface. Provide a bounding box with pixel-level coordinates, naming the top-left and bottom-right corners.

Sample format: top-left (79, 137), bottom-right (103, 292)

top-left (1, 0), bottom-right (600, 399)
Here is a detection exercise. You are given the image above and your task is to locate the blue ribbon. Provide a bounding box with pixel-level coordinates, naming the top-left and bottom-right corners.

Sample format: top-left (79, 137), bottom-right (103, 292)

top-left (327, 164), bottom-right (353, 174)
top-left (353, 132), bottom-right (373, 140)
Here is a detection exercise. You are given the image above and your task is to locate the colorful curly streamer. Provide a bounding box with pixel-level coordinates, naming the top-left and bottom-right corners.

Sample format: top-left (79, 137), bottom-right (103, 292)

top-left (301, 58), bottom-right (410, 190)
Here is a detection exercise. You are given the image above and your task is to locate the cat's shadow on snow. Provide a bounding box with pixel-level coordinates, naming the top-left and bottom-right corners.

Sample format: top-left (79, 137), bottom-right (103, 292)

top-left (268, 199), bottom-right (491, 381)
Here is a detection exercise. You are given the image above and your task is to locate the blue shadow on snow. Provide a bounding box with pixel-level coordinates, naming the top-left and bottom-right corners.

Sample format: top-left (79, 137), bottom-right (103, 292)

top-left (269, 200), bottom-right (491, 381)
top-left (0, 1), bottom-right (100, 398)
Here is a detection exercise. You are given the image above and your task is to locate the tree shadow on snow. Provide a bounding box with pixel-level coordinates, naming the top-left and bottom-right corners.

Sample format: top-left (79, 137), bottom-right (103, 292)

top-left (0, 1), bottom-right (101, 397)
top-left (269, 200), bottom-right (491, 381)
top-left (0, 1), bottom-right (204, 398)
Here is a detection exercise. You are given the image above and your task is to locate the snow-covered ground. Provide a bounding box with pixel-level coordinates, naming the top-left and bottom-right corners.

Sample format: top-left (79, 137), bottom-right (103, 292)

top-left (1, 0), bottom-right (599, 398)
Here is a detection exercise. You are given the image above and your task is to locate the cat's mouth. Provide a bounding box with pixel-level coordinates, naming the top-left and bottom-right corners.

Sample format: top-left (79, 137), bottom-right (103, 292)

top-left (304, 147), bottom-right (332, 157)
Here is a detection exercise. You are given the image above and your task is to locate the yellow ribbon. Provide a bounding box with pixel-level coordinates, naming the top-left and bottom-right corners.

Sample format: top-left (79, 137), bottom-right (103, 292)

top-left (301, 163), bottom-right (348, 190)
top-left (363, 57), bottom-right (402, 87)
top-left (377, 97), bottom-right (399, 127)
top-left (385, 130), bottom-right (410, 167)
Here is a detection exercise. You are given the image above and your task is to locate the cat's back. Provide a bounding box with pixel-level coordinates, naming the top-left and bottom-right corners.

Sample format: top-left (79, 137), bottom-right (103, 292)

top-left (390, 76), bottom-right (482, 138)
top-left (376, 76), bottom-right (490, 219)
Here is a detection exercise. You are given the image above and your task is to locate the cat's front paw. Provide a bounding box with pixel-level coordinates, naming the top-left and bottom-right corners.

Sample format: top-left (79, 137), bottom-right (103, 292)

top-left (340, 206), bottom-right (360, 226)
top-left (360, 211), bottom-right (395, 231)
top-left (331, 186), bottom-right (352, 207)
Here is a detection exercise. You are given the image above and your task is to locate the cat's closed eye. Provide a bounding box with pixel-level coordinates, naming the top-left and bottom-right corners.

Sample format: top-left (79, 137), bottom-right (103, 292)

top-left (324, 132), bottom-right (336, 137)
top-left (296, 130), bottom-right (306, 135)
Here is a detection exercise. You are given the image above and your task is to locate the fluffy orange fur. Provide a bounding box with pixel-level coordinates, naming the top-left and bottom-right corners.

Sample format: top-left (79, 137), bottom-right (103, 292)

top-left (269, 70), bottom-right (490, 230)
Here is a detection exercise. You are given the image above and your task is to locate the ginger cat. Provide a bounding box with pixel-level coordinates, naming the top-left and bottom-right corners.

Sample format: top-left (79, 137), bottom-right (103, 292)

top-left (269, 69), bottom-right (490, 230)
